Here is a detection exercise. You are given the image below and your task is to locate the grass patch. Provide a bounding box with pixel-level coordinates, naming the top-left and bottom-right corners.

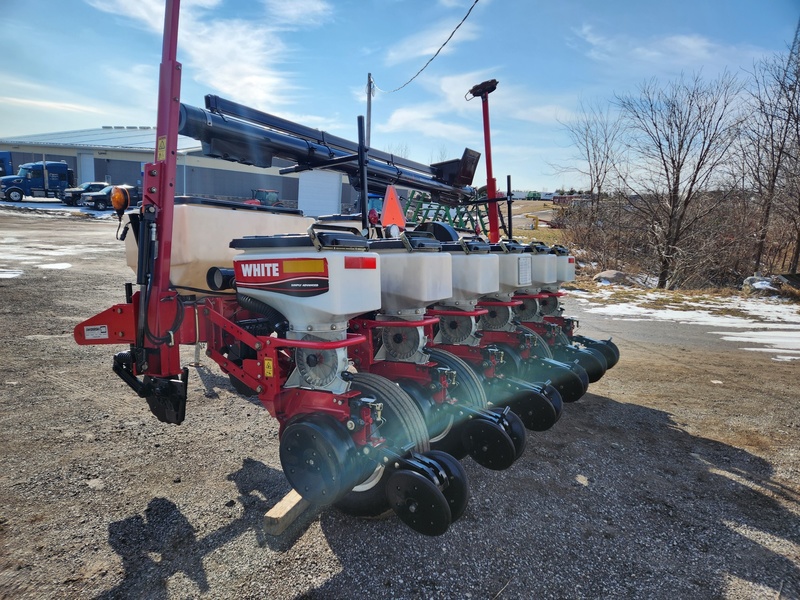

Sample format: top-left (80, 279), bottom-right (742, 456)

top-left (709, 306), bottom-right (755, 319)
top-left (567, 277), bottom-right (797, 321)
top-left (777, 285), bottom-right (800, 302)
top-left (515, 228), bottom-right (564, 246)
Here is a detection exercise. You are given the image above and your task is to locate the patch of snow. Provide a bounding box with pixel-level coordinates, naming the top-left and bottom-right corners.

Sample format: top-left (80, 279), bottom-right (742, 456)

top-left (565, 286), bottom-right (800, 361)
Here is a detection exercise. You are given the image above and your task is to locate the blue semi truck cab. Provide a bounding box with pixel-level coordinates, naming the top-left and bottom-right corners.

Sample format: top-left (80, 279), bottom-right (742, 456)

top-left (0, 160), bottom-right (75, 201)
top-left (0, 152), bottom-right (12, 178)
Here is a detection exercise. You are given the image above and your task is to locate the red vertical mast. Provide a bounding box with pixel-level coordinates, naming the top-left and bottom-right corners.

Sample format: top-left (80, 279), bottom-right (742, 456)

top-left (139, 0), bottom-right (183, 376)
top-left (148, 0), bottom-right (181, 289)
top-left (468, 79), bottom-right (500, 242)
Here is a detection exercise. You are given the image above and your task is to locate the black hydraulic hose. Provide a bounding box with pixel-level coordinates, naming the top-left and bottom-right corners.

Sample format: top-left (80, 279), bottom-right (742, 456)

top-left (236, 293), bottom-right (289, 336)
top-left (143, 289), bottom-right (186, 346)
top-left (135, 213), bottom-right (154, 349)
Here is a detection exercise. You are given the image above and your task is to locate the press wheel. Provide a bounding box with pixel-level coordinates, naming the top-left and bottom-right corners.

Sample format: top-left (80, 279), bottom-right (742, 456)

top-left (425, 450), bottom-right (470, 521)
top-left (461, 417), bottom-right (517, 471)
top-left (386, 469), bottom-right (451, 536)
top-left (523, 357), bottom-right (587, 403)
top-left (584, 339), bottom-right (620, 369)
top-left (550, 340), bottom-right (606, 383)
top-left (489, 408), bottom-right (526, 459)
top-left (582, 346), bottom-right (609, 380)
top-left (506, 385), bottom-right (561, 432)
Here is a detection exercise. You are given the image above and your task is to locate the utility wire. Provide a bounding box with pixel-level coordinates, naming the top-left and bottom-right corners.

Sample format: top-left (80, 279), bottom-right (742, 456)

top-left (373, 0), bottom-right (480, 94)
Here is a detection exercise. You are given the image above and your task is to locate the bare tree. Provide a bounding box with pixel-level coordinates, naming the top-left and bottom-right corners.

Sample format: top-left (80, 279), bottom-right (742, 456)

top-left (790, 27), bottom-right (800, 272)
top-left (615, 72), bottom-right (742, 289)
top-left (773, 137), bottom-right (800, 272)
top-left (742, 45), bottom-right (800, 274)
top-left (430, 144), bottom-right (451, 165)
top-left (383, 142), bottom-right (410, 159)
top-left (560, 99), bottom-right (623, 204)
top-left (554, 100), bottom-right (624, 268)
top-left (787, 176), bottom-right (800, 273)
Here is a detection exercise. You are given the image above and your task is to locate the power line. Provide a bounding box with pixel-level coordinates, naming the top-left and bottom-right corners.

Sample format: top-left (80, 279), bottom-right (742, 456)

top-left (373, 0), bottom-right (480, 94)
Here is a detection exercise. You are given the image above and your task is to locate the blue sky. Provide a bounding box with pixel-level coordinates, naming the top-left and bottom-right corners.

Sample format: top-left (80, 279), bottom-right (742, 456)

top-left (1, 0), bottom-right (797, 191)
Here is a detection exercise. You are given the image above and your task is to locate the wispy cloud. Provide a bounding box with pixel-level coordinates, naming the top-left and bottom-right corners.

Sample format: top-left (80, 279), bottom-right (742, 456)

top-left (436, 71), bottom-right (572, 126)
top-left (572, 24), bottom-right (767, 76)
top-left (438, 0), bottom-right (490, 10)
top-left (180, 13), bottom-right (295, 109)
top-left (0, 96), bottom-right (104, 114)
top-left (489, 83), bottom-right (575, 126)
top-left (384, 19), bottom-right (479, 66)
top-left (85, 0), bottom-right (334, 112)
top-left (373, 70), bottom-right (485, 142)
top-left (632, 34), bottom-right (716, 64)
top-left (377, 104), bottom-right (476, 139)
top-left (374, 68), bottom-right (569, 145)
top-left (261, 0), bottom-right (333, 28)
top-left (84, 0), bottom-right (166, 31)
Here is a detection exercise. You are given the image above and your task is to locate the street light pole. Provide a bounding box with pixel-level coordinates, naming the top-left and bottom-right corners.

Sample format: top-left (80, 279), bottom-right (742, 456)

top-left (366, 73), bottom-right (374, 147)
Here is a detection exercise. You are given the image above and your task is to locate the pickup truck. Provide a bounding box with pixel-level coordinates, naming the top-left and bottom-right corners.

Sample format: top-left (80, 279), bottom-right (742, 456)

top-left (62, 182), bottom-right (108, 206)
top-left (82, 184), bottom-right (140, 211)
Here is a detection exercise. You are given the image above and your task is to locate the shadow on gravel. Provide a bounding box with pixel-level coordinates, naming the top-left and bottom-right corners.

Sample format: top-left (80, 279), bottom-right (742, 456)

top-left (192, 363), bottom-right (266, 408)
top-left (97, 458), bottom-right (317, 599)
top-left (98, 498), bottom-right (208, 600)
top-left (303, 393), bottom-right (800, 600)
top-left (94, 394), bottom-right (800, 599)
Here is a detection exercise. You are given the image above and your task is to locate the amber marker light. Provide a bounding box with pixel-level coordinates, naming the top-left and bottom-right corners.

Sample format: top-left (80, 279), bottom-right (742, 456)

top-left (111, 186), bottom-right (131, 219)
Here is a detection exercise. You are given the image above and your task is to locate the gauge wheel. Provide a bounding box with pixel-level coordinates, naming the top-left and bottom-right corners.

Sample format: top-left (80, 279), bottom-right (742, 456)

top-left (554, 330), bottom-right (571, 346)
top-left (425, 348), bottom-right (488, 458)
top-left (518, 325), bottom-right (554, 359)
top-left (493, 342), bottom-right (524, 379)
top-left (426, 348), bottom-right (487, 410)
top-left (334, 372), bottom-right (430, 518)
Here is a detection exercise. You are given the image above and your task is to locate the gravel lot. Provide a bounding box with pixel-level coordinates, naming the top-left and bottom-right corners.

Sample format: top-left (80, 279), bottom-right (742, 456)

top-left (0, 208), bottom-right (798, 599)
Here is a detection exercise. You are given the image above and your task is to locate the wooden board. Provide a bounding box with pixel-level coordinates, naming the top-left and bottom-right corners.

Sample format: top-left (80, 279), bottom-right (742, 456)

top-left (263, 489), bottom-right (310, 536)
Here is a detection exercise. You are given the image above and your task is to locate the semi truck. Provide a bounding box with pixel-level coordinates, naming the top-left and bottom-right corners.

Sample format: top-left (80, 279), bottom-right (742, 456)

top-left (0, 160), bottom-right (75, 201)
top-left (0, 152), bottom-right (12, 178)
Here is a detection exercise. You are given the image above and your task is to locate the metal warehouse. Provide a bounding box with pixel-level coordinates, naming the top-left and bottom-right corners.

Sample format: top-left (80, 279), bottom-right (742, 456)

top-left (0, 126), bottom-right (356, 214)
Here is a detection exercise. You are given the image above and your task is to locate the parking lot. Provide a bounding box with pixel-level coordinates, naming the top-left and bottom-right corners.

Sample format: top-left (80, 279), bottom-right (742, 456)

top-left (0, 197), bottom-right (112, 215)
top-left (0, 207), bottom-right (798, 599)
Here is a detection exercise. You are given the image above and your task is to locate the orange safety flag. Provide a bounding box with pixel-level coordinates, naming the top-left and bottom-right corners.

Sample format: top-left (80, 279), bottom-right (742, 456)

top-left (381, 185), bottom-right (405, 230)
